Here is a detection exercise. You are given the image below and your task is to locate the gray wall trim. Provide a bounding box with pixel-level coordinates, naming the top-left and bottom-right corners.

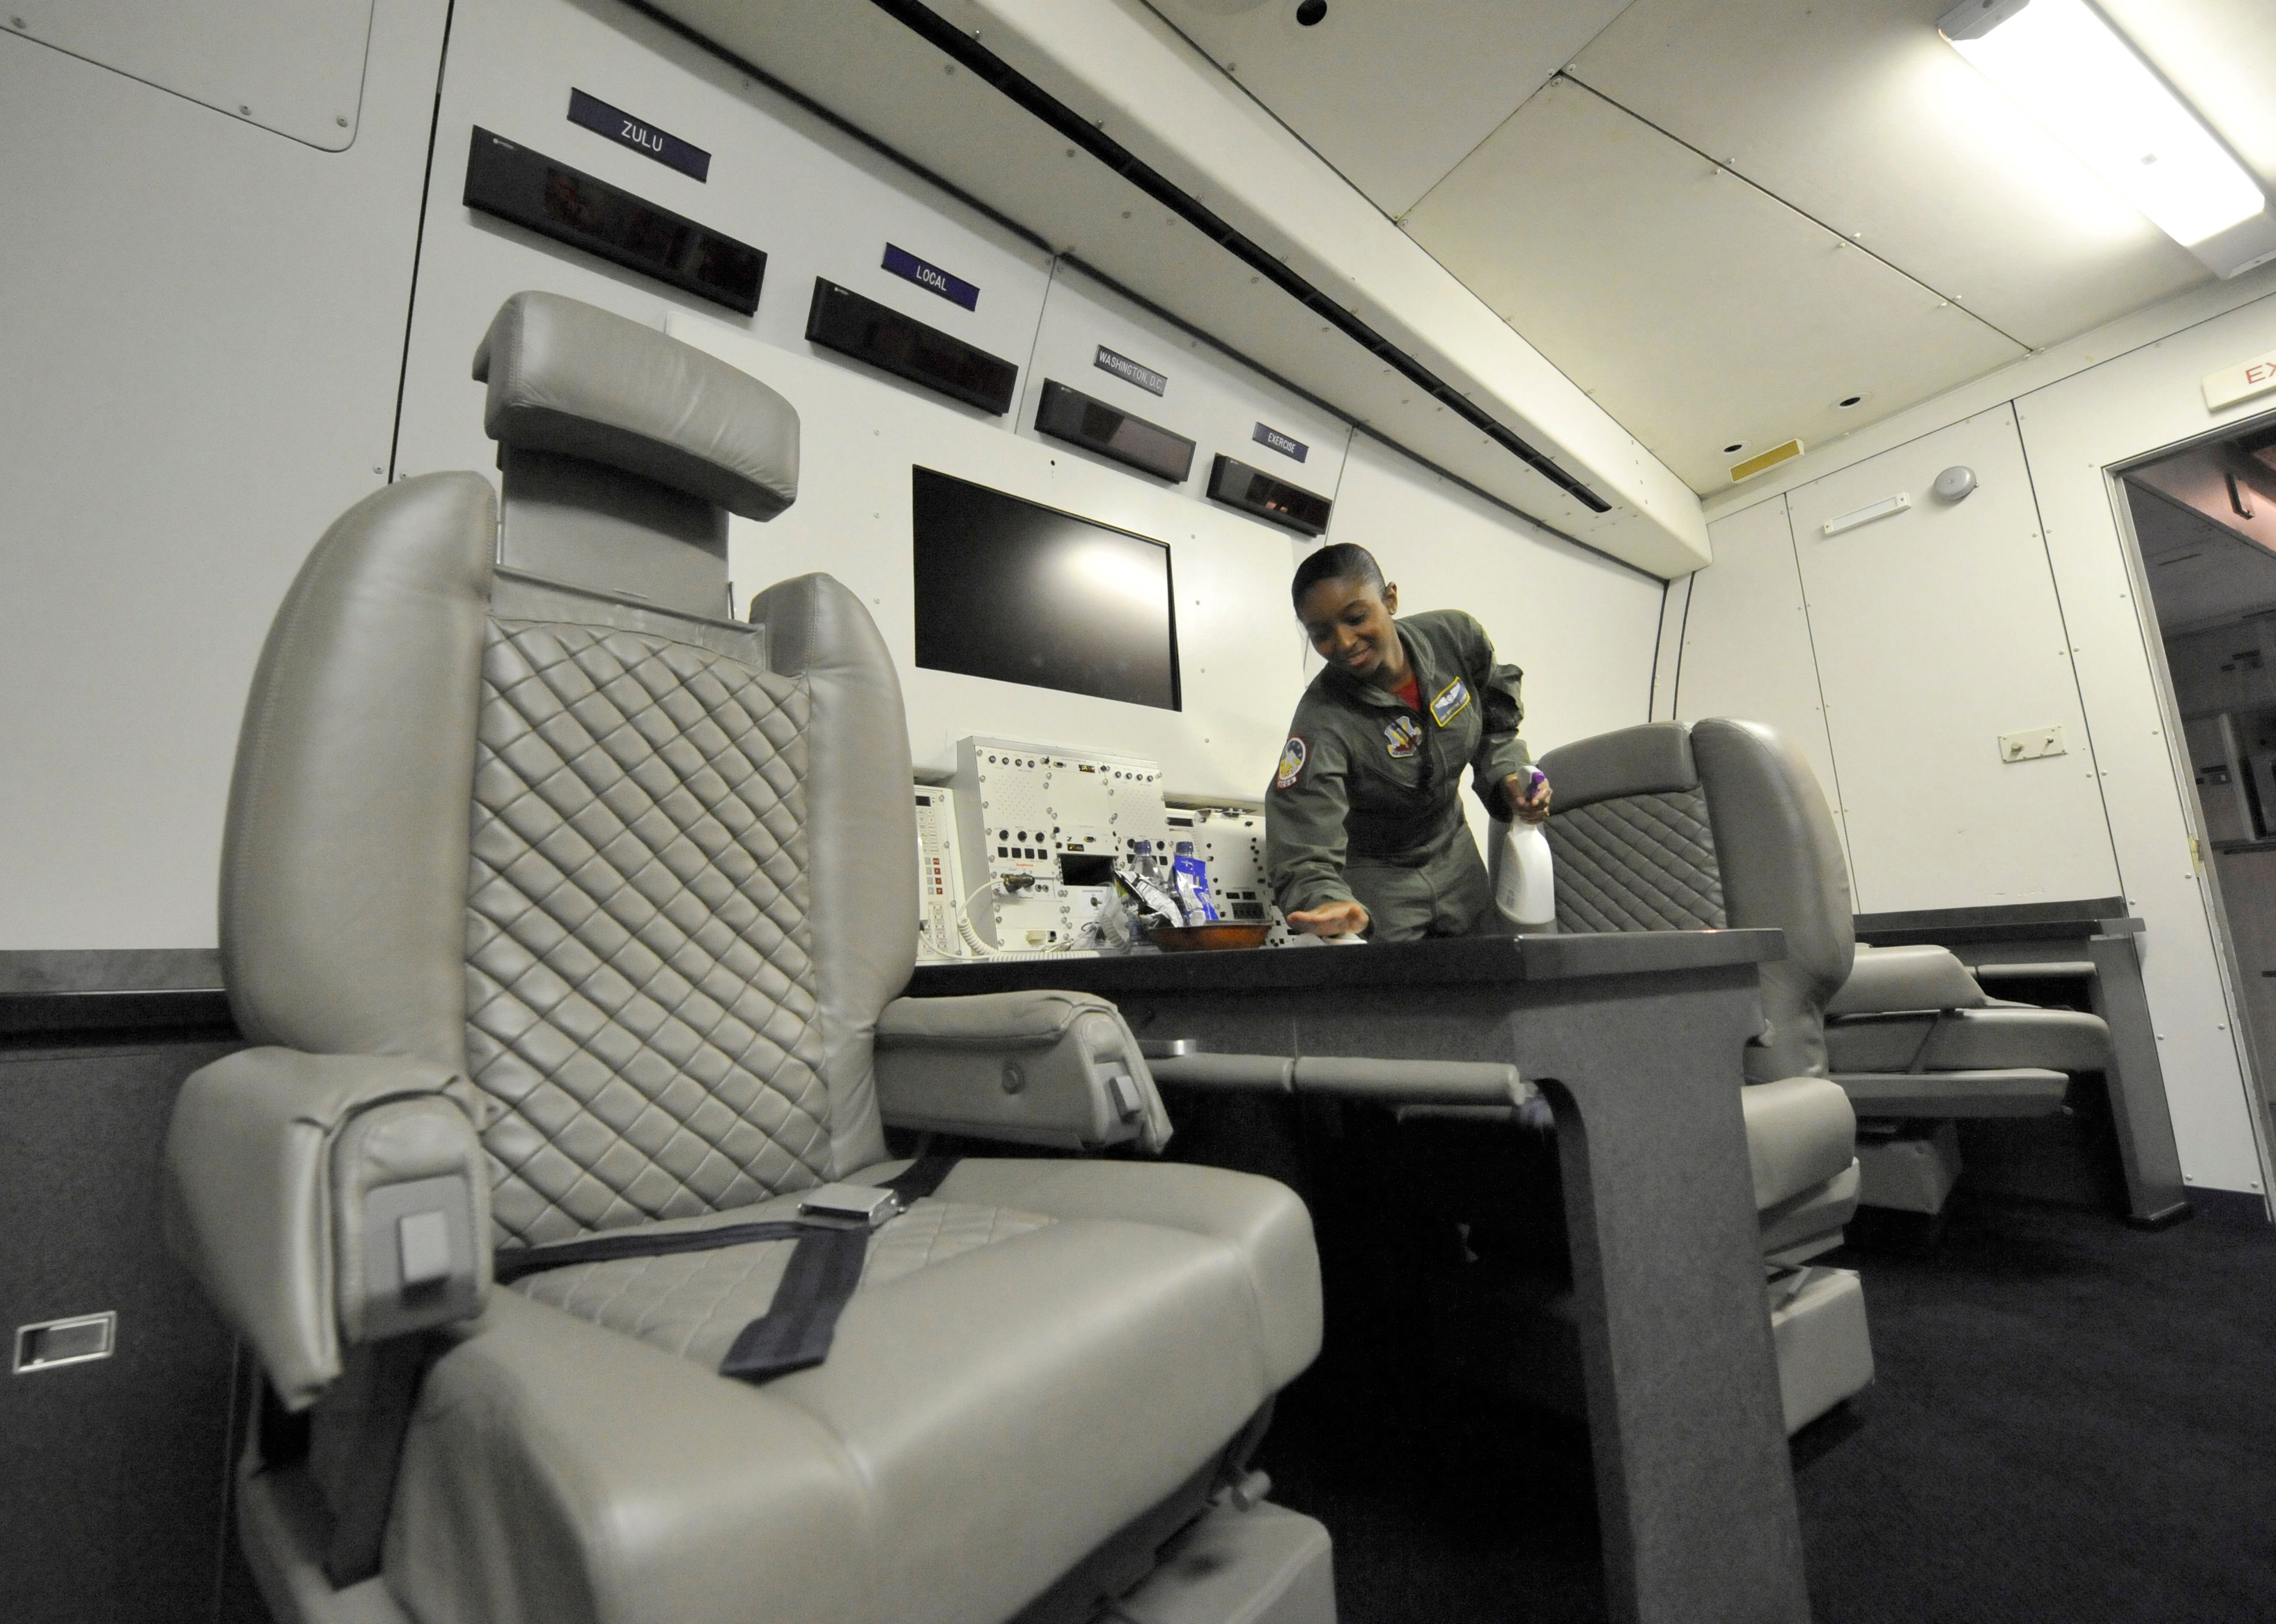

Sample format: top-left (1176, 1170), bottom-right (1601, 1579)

top-left (0, 950), bottom-right (224, 996)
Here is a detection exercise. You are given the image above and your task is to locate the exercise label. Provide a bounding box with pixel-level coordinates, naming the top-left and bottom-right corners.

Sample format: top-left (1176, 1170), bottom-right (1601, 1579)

top-left (1253, 422), bottom-right (1308, 463)
top-left (1095, 346), bottom-right (1168, 396)
top-left (883, 244), bottom-right (980, 310)
top-left (567, 89), bottom-right (710, 182)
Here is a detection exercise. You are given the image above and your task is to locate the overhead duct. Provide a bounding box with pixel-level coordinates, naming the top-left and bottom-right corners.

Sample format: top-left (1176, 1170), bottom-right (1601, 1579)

top-left (641, 0), bottom-right (1713, 577)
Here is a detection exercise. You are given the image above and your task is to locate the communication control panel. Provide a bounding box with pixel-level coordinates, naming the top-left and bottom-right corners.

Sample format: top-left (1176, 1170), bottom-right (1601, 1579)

top-left (913, 785), bottom-right (968, 962)
top-left (1164, 806), bottom-right (1293, 946)
top-left (949, 736), bottom-right (1172, 951)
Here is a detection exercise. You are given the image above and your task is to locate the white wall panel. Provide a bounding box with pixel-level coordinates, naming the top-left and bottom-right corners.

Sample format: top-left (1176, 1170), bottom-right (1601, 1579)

top-left (392, 0), bottom-right (1058, 488)
top-left (2014, 292), bottom-right (2276, 1200)
top-left (1015, 266), bottom-right (1349, 508)
top-left (1787, 405), bottom-right (2118, 914)
top-left (1323, 435), bottom-right (1667, 854)
top-left (1671, 497), bottom-right (1853, 889)
top-left (0, 0), bottom-right (448, 950)
top-left (672, 314), bottom-right (1306, 799)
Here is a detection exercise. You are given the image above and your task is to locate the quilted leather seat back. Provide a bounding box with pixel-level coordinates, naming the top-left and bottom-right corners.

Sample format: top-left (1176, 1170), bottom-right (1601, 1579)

top-left (222, 292), bottom-right (907, 1250)
top-left (1536, 723), bottom-right (1727, 933)
top-left (1537, 719), bottom-right (1854, 1082)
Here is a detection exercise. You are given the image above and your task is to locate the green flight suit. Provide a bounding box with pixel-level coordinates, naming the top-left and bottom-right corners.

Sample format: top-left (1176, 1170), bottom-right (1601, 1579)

top-left (1265, 610), bottom-right (1533, 942)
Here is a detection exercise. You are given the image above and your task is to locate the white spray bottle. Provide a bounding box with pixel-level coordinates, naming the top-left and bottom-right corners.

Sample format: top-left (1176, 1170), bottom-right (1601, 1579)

top-left (1494, 767), bottom-right (1558, 932)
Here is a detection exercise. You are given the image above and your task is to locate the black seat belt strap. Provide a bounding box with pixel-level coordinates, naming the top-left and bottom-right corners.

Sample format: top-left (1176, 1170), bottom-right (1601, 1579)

top-left (493, 1219), bottom-right (811, 1285)
top-left (878, 1151), bottom-right (960, 1203)
top-left (494, 1157), bottom-right (962, 1384)
top-left (718, 1224), bottom-right (870, 1381)
top-left (321, 1332), bottom-right (439, 1587)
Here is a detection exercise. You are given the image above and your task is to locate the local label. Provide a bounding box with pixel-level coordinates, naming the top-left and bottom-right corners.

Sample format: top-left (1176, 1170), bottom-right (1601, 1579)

top-left (883, 244), bottom-right (980, 310)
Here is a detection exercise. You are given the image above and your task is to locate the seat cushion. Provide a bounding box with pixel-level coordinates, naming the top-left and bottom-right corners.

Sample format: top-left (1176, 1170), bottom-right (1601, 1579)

top-left (1742, 1076), bottom-right (1857, 1212)
top-left (388, 1160), bottom-right (1320, 1624)
top-left (1826, 943), bottom-right (1987, 1015)
top-left (1825, 1006), bottom-right (2110, 1074)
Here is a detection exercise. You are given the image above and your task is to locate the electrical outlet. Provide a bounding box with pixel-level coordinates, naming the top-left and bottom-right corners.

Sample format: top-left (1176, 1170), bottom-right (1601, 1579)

top-left (1998, 725), bottom-right (2067, 763)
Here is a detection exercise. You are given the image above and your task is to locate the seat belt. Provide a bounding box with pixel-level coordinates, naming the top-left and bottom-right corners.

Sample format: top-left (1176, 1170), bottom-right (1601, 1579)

top-left (312, 1158), bottom-right (961, 1590)
top-left (496, 1153), bottom-right (963, 1381)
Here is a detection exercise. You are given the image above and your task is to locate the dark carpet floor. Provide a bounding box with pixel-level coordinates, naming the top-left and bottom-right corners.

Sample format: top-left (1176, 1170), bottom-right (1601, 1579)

top-left (1257, 1198), bottom-right (2276, 1623)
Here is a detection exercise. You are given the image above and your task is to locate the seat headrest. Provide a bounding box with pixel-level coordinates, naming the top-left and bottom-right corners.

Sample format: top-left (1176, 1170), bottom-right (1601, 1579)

top-left (473, 292), bottom-right (798, 520)
top-left (1535, 721), bottom-right (1698, 813)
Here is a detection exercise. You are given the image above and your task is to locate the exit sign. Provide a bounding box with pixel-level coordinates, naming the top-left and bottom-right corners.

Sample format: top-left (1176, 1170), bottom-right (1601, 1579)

top-left (2204, 346), bottom-right (2276, 412)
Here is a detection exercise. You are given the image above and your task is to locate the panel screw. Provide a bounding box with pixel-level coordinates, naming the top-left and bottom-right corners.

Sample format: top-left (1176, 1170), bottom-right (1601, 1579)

top-left (239, 104), bottom-right (252, 116)
top-left (337, 115), bottom-right (349, 127)
top-left (9, 17), bottom-right (25, 28)
top-left (1001, 1060), bottom-right (1027, 1095)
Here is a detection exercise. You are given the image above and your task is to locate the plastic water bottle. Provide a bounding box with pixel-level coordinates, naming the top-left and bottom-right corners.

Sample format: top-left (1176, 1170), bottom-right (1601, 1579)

top-left (1494, 769), bottom-right (1558, 932)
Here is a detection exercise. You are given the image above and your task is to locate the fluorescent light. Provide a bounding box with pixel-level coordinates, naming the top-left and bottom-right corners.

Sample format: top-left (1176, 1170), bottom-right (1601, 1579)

top-left (1940, 0), bottom-right (2271, 263)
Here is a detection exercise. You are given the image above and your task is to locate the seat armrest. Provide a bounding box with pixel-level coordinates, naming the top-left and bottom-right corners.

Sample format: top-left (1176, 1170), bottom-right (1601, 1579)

top-left (1826, 943), bottom-right (1989, 1016)
top-left (163, 1048), bottom-right (492, 1411)
top-left (874, 992), bottom-right (1170, 1153)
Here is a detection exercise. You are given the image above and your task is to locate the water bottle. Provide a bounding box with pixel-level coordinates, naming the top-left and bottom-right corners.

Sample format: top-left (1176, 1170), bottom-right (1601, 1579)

top-left (1494, 768), bottom-right (1558, 932)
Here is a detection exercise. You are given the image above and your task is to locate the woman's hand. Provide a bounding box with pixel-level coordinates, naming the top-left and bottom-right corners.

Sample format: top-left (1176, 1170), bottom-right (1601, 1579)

top-left (1506, 771), bottom-right (1554, 825)
top-left (1286, 900), bottom-right (1370, 938)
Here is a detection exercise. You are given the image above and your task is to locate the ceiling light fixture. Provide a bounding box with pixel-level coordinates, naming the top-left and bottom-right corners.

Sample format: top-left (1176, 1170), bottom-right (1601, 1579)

top-left (1938, 0), bottom-right (2276, 277)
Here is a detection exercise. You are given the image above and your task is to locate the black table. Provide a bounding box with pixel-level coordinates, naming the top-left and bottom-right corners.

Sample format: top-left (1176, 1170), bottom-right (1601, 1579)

top-left (909, 928), bottom-right (1810, 1624)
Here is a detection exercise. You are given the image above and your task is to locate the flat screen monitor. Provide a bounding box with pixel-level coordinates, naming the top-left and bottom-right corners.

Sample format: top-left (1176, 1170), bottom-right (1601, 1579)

top-left (911, 468), bottom-right (1180, 710)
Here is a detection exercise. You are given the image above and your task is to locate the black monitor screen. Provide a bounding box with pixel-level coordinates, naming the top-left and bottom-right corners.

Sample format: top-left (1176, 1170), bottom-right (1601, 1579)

top-left (912, 467), bottom-right (1180, 710)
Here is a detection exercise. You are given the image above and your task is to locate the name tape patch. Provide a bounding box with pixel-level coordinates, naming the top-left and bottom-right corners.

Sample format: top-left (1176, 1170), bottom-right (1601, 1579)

top-left (567, 89), bottom-right (710, 181)
top-left (1253, 422), bottom-right (1308, 463)
top-left (883, 244), bottom-right (980, 310)
top-left (1095, 346), bottom-right (1168, 396)
top-left (1276, 735), bottom-right (1308, 788)
top-left (1429, 678), bottom-right (1471, 729)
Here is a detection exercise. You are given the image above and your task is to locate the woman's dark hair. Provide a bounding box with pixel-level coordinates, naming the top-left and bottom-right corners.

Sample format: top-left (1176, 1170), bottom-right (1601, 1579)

top-left (1290, 542), bottom-right (1386, 609)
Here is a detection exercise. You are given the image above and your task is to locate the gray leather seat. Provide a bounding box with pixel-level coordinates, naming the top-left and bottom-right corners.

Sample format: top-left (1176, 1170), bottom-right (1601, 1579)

top-left (1823, 943), bottom-right (2111, 1216)
top-left (1533, 717), bottom-right (1872, 1432)
top-left (163, 292), bottom-right (1333, 1624)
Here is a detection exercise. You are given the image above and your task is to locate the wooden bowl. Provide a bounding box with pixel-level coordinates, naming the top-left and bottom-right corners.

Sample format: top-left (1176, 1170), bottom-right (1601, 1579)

top-left (1149, 922), bottom-right (1273, 952)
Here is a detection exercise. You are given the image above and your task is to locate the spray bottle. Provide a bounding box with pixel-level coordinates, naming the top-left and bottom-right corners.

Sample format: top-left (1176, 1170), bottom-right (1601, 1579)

top-left (1494, 767), bottom-right (1558, 932)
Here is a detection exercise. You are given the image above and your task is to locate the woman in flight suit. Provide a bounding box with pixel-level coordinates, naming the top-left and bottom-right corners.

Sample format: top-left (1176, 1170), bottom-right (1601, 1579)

top-left (1264, 542), bottom-right (1552, 940)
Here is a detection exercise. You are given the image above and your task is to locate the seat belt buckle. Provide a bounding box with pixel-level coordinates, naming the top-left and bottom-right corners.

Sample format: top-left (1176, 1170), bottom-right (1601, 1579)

top-left (798, 1184), bottom-right (905, 1229)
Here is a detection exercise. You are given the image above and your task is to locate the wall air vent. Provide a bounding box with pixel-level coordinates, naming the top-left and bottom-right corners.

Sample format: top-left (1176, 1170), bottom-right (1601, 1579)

top-left (1034, 380), bottom-right (1197, 482)
top-left (1206, 454), bottom-right (1332, 536)
top-left (804, 279), bottom-right (1020, 415)
top-left (462, 128), bottom-right (763, 315)
top-left (1731, 439), bottom-right (1806, 483)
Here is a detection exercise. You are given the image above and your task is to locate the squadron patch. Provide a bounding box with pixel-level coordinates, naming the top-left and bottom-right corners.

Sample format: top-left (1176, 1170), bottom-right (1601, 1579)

top-left (1384, 713), bottom-right (1421, 759)
top-left (1275, 735), bottom-right (1308, 788)
top-left (1429, 678), bottom-right (1472, 728)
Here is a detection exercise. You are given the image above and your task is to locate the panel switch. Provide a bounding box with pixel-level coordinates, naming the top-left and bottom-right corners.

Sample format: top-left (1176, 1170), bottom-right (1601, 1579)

top-left (397, 1209), bottom-right (454, 1290)
top-left (1998, 726), bottom-right (2067, 763)
top-left (14, 1311), bottom-right (116, 1374)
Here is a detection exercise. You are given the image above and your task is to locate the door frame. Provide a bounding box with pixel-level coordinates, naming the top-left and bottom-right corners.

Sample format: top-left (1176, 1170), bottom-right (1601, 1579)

top-left (2104, 411), bottom-right (2276, 1213)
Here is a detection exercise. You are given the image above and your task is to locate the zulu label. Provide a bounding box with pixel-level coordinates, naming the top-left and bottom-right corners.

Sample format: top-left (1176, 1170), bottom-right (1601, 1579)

top-left (567, 89), bottom-right (710, 182)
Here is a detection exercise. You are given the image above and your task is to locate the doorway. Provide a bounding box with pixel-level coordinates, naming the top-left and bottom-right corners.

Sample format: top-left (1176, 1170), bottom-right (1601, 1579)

top-left (2118, 413), bottom-right (2276, 1138)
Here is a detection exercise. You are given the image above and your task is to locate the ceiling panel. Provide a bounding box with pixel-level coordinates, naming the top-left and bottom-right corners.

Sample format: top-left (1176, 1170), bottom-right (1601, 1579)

top-left (2128, 485), bottom-right (2276, 634)
top-left (1568, 0), bottom-right (2215, 352)
top-left (1403, 76), bottom-right (2026, 492)
top-left (2104, 0), bottom-right (2276, 185)
top-left (1137, 0), bottom-right (1632, 218)
top-left (646, 0), bottom-right (1685, 560)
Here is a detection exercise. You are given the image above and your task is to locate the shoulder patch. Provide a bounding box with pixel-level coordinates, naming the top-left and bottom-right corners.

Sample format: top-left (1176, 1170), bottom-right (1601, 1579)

top-left (1275, 735), bottom-right (1308, 788)
top-left (1430, 678), bottom-right (1472, 728)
